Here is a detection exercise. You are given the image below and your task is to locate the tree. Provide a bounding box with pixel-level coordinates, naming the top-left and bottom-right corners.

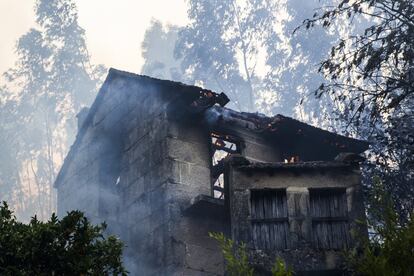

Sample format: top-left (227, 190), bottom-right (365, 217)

top-left (0, 91), bottom-right (24, 210)
top-left (265, 0), bottom-right (344, 119)
top-left (175, 0), bottom-right (277, 111)
top-left (305, 0), bottom-right (414, 123)
top-left (364, 105), bottom-right (414, 221)
top-left (1, 0), bottom-right (104, 220)
top-left (141, 20), bottom-right (183, 81)
top-left (0, 202), bottom-right (127, 275)
top-left (141, 0), bottom-right (349, 119)
top-left (304, 0), bottom-right (414, 222)
top-left (348, 178), bottom-right (414, 276)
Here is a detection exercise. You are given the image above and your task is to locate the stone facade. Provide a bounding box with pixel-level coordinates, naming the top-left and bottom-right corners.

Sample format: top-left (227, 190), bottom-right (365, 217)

top-left (226, 157), bottom-right (366, 274)
top-left (55, 69), bottom-right (368, 275)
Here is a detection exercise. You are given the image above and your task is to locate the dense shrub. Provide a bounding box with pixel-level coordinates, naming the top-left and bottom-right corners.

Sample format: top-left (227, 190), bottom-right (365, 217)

top-left (0, 202), bottom-right (127, 275)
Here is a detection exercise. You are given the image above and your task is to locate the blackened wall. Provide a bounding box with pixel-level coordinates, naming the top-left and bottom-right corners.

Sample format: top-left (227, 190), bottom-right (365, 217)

top-left (226, 161), bottom-right (366, 274)
top-left (57, 74), bottom-right (230, 275)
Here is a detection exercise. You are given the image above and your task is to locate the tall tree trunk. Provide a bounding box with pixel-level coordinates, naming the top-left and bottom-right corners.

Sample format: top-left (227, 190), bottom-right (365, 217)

top-left (30, 158), bottom-right (43, 220)
top-left (232, 1), bottom-right (255, 111)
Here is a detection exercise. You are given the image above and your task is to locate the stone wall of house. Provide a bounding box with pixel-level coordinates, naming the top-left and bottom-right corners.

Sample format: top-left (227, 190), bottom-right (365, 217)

top-left (57, 76), bottom-right (132, 223)
top-left (57, 75), bottom-right (229, 275)
top-left (117, 87), bottom-right (171, 275)
top-left (164, 121), bottom-right (229, 276)
top-left (56, 124), bottom-right (102, 222)
top-left (119, 113), bottom-right (229, 275)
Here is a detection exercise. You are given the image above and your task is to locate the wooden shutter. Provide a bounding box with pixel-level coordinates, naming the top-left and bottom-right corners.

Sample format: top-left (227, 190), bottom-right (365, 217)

top-left (250, 190), bottom-right (289, 250)
top-left (310, 188), bottom-right (350, 249)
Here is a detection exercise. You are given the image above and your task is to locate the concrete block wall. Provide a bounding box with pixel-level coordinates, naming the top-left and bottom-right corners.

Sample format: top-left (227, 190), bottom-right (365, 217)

top-left (165, 122), bottom-right (226, 275)
top-left (113, 79), bottom-right (175, 275)
top-left (57, 126), bottom-right (113, 223)
top-left (118, 115), bottom-right (227, 274)
top-left (93, 76), bottom-right (226, 274)
top-left (57, 76), bottom-right (133, 222)
top-left (56, 75), bottom-right (170, 273)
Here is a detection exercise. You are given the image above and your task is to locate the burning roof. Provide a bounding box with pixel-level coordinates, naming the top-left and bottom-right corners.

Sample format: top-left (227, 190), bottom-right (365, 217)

top-left (203, 106), bottom-right (368, 161)
top-left (55, 68), bottom-right (368, 187)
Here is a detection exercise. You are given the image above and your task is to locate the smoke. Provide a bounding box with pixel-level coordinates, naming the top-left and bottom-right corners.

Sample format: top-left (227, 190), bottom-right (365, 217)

top-left (203, 106), bottom-right (225, 126)
top-left (54, 76), bottom-right (178, 275)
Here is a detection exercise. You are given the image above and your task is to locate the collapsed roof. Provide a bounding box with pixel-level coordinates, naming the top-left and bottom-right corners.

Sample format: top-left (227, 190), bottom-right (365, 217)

top-left (203, 106), bottom-right (368, 161)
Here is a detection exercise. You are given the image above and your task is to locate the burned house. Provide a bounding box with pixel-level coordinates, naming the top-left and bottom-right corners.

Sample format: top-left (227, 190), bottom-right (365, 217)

top-left (55, 69), bottom-right (368, 275)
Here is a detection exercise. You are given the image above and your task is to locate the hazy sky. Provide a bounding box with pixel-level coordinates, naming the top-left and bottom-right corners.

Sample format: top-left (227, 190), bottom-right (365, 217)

top-left (0, 0), bottom-right (189, 75)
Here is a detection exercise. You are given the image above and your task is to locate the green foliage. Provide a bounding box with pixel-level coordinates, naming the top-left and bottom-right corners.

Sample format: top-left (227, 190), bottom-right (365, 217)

top-left (304, 0), bottom-right (414, 121)
top-left (209, 232), bottom-right (254, 276)
top-left (0, 202), bottom-right (127, 275)
top-left (0, 0), bottom-right (105, 220)
top-left (209, 232), bottom-right (293, 276)
top-left (271, 257), bottom-right (293, 276)
top-left (303, 0), bottom-right (414, 224)
top-left (348, 177), bottom-right (414, 276)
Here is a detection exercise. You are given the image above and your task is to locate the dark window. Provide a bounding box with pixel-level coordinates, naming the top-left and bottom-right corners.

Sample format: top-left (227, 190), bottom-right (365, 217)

top-left (310, 188), bottom-right (350, 249)
top-left (210, 132), bottom-right (239, 198)
top-left (250, 189), bottom-right (289, 250)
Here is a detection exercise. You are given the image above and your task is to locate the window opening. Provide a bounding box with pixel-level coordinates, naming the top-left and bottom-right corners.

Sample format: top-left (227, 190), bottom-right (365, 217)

top-left (309, 188), bottom-right (350, 249)
top-left (283, 156), bottom-right (300, 163)
top-left (250, 189), bottom-right (289, 250)
top-left (210, 132), bottom-right (239, 199)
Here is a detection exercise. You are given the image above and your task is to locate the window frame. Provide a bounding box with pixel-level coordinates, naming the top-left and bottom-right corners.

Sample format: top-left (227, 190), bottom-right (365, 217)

top-left (209, 132), bottom-right (241, 198)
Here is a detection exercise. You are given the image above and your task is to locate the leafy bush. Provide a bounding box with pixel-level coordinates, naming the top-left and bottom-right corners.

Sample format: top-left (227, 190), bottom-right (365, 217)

top-left (0, 202), bottom-right (127, 275)
top-left (209, 232), bottom-right (293, 276)
top-left (271, 257), bottom-right (293, 276)
top-left (209, 232), bottom-right (254, 276)
top-left (348, 177), bottom-right (414, 276)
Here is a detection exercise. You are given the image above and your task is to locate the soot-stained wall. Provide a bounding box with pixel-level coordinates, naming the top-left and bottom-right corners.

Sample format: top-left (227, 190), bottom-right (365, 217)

top-left (226, 158), bottom-right (366, 274)
top-left (56, 72), bottom-right (240, 275)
